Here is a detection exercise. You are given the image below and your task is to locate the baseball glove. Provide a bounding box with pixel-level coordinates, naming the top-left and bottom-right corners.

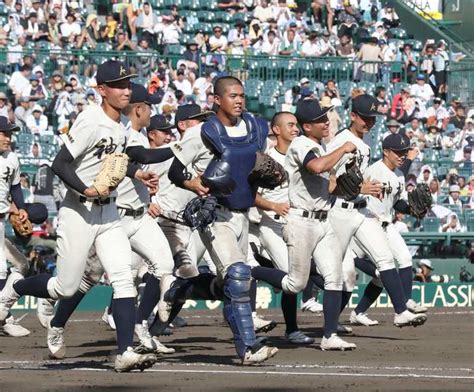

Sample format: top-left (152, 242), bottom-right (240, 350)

top-left (9, 213), bottom-right (33, 237)
top-left (182, 195), bottom-right (218, 231)
top-left (248, 151), bottom-right (287, 189)
top-left (93, 153), bottom-right (129, 196)
top-left (408, 183), bottom-right (432, 219)
top-left (336, 158), bottom-right (363, 201)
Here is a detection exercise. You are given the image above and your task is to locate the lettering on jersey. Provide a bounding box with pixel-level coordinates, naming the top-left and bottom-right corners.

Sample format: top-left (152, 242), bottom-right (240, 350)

top-left (2, 166), bottom-right (12, 183)
top-left (381, 181), bottom-right (403, 199)
top-left (93, 137), bottom-right (120, 160)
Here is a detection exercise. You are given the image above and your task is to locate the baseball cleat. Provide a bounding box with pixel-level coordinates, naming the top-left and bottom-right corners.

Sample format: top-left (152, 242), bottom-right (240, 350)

top-left (241, 345), bottom-right (278, 365)
top-left (169, 315), bottom-right (187, 328)
top-left (252, 313), bottom-right (277, 333)
top-left (47, 320), bottom-right (66, 359)
top-left (0, 271), bottom-right (22, 322)
top-left (37, 298), bottom-right (56, 328)
top-left (350, 310), bottom-right (379, 326)
top-left (336, 324), bottom-right (353, 335)
top-left (394, 310), bottom-right (427, 328)
top-left (134, 321), bottom-right (156, 353)
top-left (3, 315), bottom-right (30, 337)
top-left (151, 336), bottom-right (175, 354)
top-left (301, 297), bottom-right (323, 313)
top-left (285, 330), bottom-right (314, 345)
top-left (101, 306), bottom-right (116, 330)
top-left (157, 274), bottom-right (177, 323)
top-left (114, 347), bottom-right (157, 373)
top-left (406, 299), bottom-right (428, 314)
top-left (320, 334), bottom-right (357, 351)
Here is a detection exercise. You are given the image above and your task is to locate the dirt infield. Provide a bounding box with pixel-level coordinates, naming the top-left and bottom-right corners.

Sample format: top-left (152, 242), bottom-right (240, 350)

top-left (0, 308), bottom-right (472, 391)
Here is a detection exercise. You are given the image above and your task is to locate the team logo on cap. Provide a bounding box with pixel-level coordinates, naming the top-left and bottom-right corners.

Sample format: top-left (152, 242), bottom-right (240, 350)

top-left (370, 103), bottom-right (376, 111)
top-left (119, 66), bottom-right (127, 76)
top-left (400, 137), bottom-right (406, 146)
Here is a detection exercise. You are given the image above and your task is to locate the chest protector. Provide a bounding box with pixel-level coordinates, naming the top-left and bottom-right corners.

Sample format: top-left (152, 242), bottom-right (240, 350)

top-left (201, 113), bottom-right (268, 210)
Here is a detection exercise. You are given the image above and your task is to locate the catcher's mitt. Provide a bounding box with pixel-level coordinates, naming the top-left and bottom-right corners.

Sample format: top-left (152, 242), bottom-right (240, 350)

top-left (182, 195), bottom-right (218, 231)
top-left (93, 153), bottom-right (129, 196)
top-left (408, 183), bottom-right (432, 219)
top-left (9, 213), bottom-right (33, 237)
top-left (248, 151), bottom-right (287, 189)
top-left (336, 158), bottom-right (363, 201)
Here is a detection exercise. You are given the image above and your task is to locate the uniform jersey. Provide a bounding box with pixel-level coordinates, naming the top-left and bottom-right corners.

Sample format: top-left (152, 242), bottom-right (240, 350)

top-left (258, 146), bottom-right (288, 219)
top-left (0, 150), bottom-right (20, 213)
top-left (327, 128), bottom-right (371, 203)
top-left (365, 160), bottom-right (406, 223)
top-left (60, 105), bottom-right (127, 197)
top-left (116, 126), bottom-right (149, 210)
top-left (285, 135), bottom-right (331, 212)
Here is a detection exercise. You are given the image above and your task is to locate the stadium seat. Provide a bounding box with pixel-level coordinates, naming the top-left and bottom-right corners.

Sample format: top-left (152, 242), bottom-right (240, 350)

top-left (422, 217), bottom-right (441, 232)
top-left (390, 28), bottom-right (408, 39)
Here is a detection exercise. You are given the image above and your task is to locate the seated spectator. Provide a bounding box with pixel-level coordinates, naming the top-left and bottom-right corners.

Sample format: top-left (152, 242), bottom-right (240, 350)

top-left (3, 14), bottom-right (25, 42)
top-left (135, 38), bottom-right (154, 78)
top-left (228, 19), bottom-right (247, 45)
top-left (410, 74), bottom-right (434, 111)
top-left (450, 105), bottom-right (466, 130)
top-left (26, 105), bottom-right (48, 135)
top-left (259, 30), bottom-right (280, 55)
top-left (77, 14), bottom-right (103, 49)
top-left (25, 12), bottom-right (48, 42)
top-left (337, 2), bottom-right (361, 38)
top-left (372, 22), bottom-right (388, 41)
top-left (14, 96), bottom-right (31, 127)
top-left (317, 30), bottom-right (336, 56)
top-left (253, 0), bottom-right (274, 23)
top-left (379, 2), bottom-right (400, 29)
top-left (417, 164), bottom-right (433, 185)
top-left (321, 79), bottom-right (341, 106)
top-left (193, 72), bottom-right (215, 108)
top-left (458, 176), bottom-right (470, 197)
top-left (454, 145), bottom-right (473, 176)
top-left (400, 43), bottom-right (418, 84)
top-left (424, 125), bottom-right (443, 150)
top-left (0, 92), bottom-right (8, 118)
top-left (336, 34), bottom-right (354, 58)
top-left (443, 184), bottom-right (465, 207)
top-left (21, 75), bottom-right (48, 101)
top-left (374, 85), bottom-right (389, 114)
top-left (48, 70), bottom-right (65, 97)
top-left (441, 213), bottom-right (462, 233)
top-left (382, 119), bottom-right (400, 139)
top-left (442, 124), bottom-right (462, 150)
top-left (284, 85), bottom-right (300, 105)
top-left (209, 25), bottom-right (228, 53)
top-left (426, 97), bottom-right (449, 128)
top-left (279, 28), bottom-right (299, 55)
top-left (60, 13), bottom-right (81, 44)
top-left (390, 87), bottom-right (411, 123)
top-left (301, 31), bottom-right (320, 57)
top-left (46, 14), bottom-right (61, 45)
top-left (173, 69), bottom-right (193, 97)
top-left (9, 65), bottom-right (32, 100)
top-left (428, 178), bottom-right (440, 204)
top-left (115, 31), bottom-right (135, 51)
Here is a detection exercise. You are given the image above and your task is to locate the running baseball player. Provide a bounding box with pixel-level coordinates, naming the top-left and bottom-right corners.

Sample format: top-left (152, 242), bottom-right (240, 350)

top-left (164, 76), bottom-right (279, 364)
top-left (350, 133), bottom-right (428, 326)
top-left (0, 61), bottom-right (157, 372)
top-left (0, 116), bottom-right (31, 337)
top-left (327, 94), bottom-right (427, 328)
top-left (252, 100), bottom-right (357, 350)
top-left (44, 83), bottom-right (176, 359)
top-left (254, 111), bottom-right (314, 345)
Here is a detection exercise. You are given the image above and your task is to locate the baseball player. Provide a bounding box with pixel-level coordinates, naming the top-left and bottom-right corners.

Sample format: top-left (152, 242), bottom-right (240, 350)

top-left (350, 133), bottom-right (428, 326)
top-left (164, 76), bottom-right (279, 364)
top-left (252, 100), bottom-right (357, 350)
top-left (254, 111), bottom-right (314, 345)
top-left (44, 83), bottom-right (176, 359)
top-left (0, 116), bottom-right (31, 337)
top-left (0, 61), bottom-right (157, 372)
top-left (327, 94), bottom-right (427, 328)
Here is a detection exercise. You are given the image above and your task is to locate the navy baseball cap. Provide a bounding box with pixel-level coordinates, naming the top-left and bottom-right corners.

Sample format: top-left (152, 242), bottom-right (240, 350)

top-left (96, 60), bottom-right (137, 85)
top-left (352, 94), bottom-right (381, 117)
top-left (129, 83), bottom-right (160, 105)
top-left (382, 133), bottom-right (410, 151)
top-left (147, 115), bottom-right (174, 133)
top-left (25, 202), bottom-right (48, 224)
top-left (174, 104), bottom-right (213, 126)
top-left (295, 99), bottom-right (332, 124)
top-left (0, 116), bottom-right (20, 133)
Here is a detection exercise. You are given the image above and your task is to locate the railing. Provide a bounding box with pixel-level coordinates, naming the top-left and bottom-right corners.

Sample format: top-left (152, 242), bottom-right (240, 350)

top-left (0, 48), bottom-right (408, 85)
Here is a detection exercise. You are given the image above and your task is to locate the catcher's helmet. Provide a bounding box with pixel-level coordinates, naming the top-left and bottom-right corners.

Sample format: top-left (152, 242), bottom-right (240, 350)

top-left (201, 159), bottom-right (236, 197)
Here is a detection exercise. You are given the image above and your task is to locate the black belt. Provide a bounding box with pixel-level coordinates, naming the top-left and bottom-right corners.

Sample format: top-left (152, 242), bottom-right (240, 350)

top-left (118, 207), bottom-right (145, 218)
top-left (216, 205), bottom-right (249, 213)
top-left (341, 200), bottom-right (367, 209)
top-left (79, 196), bottom-right (116, 206)
top-left (298, 210), bottom-right (328, 220)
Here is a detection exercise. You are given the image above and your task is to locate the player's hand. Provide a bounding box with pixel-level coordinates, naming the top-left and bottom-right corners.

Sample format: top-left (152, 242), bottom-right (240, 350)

top-left (148, 203), bottom-right (161, 218)
top-left (361, 180), bottom-right (382, 198)
top-left (272, 202), bottom-right (290, 217)
top-left (84, 186), bottom-right (111, 198)
top-left (406, 147), bottom-right (419, 161)
top-left (343, 142), bottom-right (357, 154)
top-left (184, 176), bottom-right (209, 196)
top-left (17, 209), bottom-right (28, 223)
top-left (136, 170), bottom-right (159, 189)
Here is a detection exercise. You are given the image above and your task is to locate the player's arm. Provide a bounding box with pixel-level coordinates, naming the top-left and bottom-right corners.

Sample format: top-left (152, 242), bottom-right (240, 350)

top-left (168, 157), bottom-right (209, 196)
top-left (305, 141), bottom-right (356, 174)
top-left (125, 145), bottom-right (174, 165)
top-left (255, 193), bottom-right (289, 217)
